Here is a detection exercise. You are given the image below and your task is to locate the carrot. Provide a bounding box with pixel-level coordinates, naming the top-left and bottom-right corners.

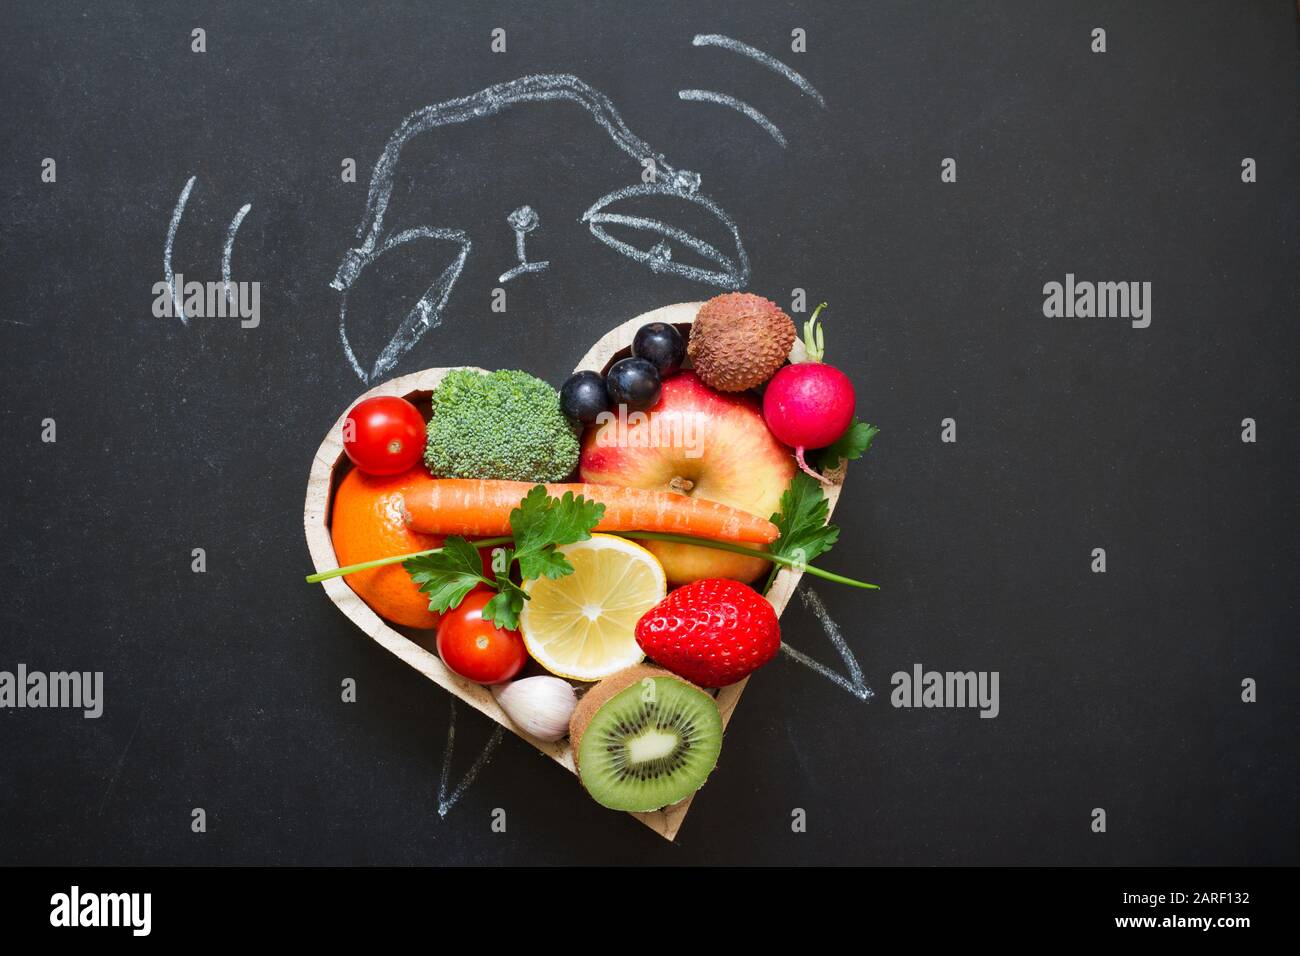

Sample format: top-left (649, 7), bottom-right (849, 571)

top-left (399, 479), bottom-right (779, 544)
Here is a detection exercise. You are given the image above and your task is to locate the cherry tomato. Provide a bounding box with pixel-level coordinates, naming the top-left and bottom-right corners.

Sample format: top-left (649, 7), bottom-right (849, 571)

top-left (436, 589), bottom-right (527, 685)
top-left (342, 396), bottom-right (426, 476)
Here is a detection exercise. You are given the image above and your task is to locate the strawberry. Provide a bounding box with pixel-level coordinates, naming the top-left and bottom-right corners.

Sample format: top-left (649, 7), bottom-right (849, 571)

top-left (634, 579), bottom-right (780, 687)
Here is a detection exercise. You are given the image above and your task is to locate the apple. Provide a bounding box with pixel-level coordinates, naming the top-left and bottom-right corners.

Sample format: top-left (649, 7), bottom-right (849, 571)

top-left (580, 370), bottom-right (796, 585)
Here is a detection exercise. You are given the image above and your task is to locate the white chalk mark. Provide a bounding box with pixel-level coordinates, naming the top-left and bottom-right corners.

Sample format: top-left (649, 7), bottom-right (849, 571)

top-left (678, 90), bottom-right (787, 148)
top-left (337, 227), bottom-right (471, 383)
top-left (97, 703), bottom-right (147, 815)
top-left (437, 699), bottom-right (506, 819)
top-left (335, 73), bottom-right (741, 382)
top-left (221, 203), bottom-right (252, 302)
top-left (499, 261), bottom-right (549, 284)
top-left (508, 205), bottom-right (538, 244)
top-left (499, 204), bottom-right (550, 283)
top-left (164, 176), bottom-right (197, 325)
top-left (780, 586), bottom-right (873, 701)
top-left (582, 182), bottom-right (749, 288)
top-left (348, 75), bottom-right (685, 258)
top-left (692, 34), bottom-right (827, 109)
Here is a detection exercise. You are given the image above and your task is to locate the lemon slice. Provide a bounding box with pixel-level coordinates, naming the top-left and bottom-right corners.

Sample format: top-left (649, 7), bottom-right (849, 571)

top-left (519, 534), bottom-right (667, 681)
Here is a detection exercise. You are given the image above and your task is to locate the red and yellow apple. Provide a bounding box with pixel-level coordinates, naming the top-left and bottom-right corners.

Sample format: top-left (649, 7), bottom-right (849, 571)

top-left (579, 371), bottom-right (796, 585)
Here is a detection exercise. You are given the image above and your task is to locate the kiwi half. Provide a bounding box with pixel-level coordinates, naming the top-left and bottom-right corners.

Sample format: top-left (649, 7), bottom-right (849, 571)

top-left (570, 664), bottom-right (723, 812)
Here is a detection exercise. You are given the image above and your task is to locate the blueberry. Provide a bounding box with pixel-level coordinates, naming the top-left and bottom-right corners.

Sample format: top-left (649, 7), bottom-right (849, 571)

top-left (605, 357), bottom-right (662, 411)
top-left (560, 370), bottom-right (611, 424)
top-left (632, 322), bottom-right (686, 377)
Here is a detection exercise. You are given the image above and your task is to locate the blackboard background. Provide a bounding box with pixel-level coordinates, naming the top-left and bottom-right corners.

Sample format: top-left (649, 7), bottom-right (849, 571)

top-left (1, 0), bottom-right (1296, 865)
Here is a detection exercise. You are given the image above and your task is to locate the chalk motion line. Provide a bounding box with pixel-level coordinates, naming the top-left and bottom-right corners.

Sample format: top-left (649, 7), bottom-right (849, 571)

top-left (678, 89), bottom-right (787, 147)
top-left (164, 176), bottom-right (197, 324)
top-left (691, 33), bottom-right (827, 109)
top-left (222, 203), bottom-right (252, 301)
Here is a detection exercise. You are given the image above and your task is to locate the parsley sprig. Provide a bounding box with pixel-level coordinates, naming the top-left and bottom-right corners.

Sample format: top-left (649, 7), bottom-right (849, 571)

top-left (402, 485), bottom-right (605, 629)
top-left (757, 472), bottom-right (841, 595)
top-left (755, 422), bottom-right (877, 594)
top-left (771, 472), bottom-right (841, 569)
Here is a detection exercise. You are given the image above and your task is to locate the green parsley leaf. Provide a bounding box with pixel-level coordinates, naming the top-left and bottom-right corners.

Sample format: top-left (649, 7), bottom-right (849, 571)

top-left (402, 485), bottom-right (607, 623)
top-left (517, 546), bottom-right (574, 582)
top-left (769, 473), bottom-right (840, 569)
top-left (509, 485), bottom-right (605, 581)
top-left (404, 536), bottom-right (492, 613)
top-left (820, 419), bottom-right (879, 471)
top-left (483, 578), bottom-right (528, 630)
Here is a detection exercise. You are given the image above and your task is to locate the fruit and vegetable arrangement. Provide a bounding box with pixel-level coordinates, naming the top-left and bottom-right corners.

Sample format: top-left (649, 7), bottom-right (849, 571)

top-left (307, 293), bottom-right (879, 817)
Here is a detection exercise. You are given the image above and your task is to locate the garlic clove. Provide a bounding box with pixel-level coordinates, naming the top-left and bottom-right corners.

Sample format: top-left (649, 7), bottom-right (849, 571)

top-left (492, 676), bottom-right (577, 742)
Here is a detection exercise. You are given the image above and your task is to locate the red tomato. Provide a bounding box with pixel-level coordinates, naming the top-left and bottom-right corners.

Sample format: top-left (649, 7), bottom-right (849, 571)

top-left (436, 589), bottom-right (527, 685)
top-left (342, 396), bottom-right (426, 476)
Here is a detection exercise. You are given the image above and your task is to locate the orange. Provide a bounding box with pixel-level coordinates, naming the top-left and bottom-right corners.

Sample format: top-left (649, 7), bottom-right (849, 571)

top-left (330, 465), bottom-right (445, 629)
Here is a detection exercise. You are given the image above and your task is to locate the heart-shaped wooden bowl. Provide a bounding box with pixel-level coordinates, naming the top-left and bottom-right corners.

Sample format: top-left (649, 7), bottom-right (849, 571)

top-left (304, 302), bottom-right (845, 840)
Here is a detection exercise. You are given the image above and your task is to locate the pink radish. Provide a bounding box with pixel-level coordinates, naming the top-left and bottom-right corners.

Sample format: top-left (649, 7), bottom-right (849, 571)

top-left (762, 304), bottom-right (856, 483)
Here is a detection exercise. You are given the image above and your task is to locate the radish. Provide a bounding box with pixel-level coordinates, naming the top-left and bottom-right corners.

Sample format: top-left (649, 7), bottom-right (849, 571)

top-left (762, 303), bottom-right (856, 483)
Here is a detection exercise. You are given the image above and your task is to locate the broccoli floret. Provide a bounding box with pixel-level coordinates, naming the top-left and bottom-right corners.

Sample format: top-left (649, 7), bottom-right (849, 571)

top-left (424, 369), bottom-right (580, 482)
